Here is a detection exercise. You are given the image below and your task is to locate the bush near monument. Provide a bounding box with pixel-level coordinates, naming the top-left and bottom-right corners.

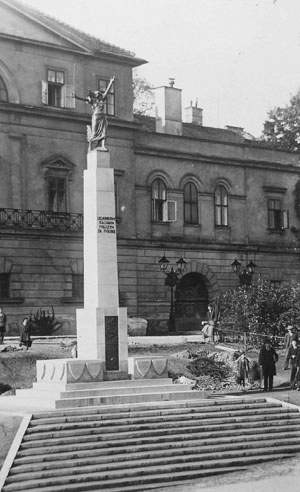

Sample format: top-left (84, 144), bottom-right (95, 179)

top-left (216, 278), bottom-right (300, 338)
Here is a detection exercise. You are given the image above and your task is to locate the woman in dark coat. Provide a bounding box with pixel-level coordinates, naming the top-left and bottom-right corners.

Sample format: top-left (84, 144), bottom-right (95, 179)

top-left (258, 338), bottom-right (278, 392)
top-left (19, 317), bottom-right (32, 349)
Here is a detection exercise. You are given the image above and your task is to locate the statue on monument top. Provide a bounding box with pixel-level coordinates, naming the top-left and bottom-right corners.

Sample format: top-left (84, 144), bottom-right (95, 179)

top-left (75, 75), bottom-right (115, 151)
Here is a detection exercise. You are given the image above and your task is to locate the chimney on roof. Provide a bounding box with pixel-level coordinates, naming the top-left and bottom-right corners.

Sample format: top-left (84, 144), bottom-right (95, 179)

top-left (184, 99), bottom-right (203, 126)
top-left (152, 78), bottom-right (182, 135)
top-left (225, 125), bottom-right (244, 136)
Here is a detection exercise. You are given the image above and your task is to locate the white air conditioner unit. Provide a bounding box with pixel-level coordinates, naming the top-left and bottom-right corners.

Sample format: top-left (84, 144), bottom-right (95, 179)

top-left (163, 200), bottom-right (177, 222)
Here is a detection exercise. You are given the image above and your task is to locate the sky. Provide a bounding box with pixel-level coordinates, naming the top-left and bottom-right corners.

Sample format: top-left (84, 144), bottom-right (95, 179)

top-left (23, 0), bottom-right (300, 137)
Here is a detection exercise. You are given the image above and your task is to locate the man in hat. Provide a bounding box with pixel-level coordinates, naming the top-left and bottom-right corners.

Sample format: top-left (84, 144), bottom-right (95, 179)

top-left (259, 338), bottom-right (279, 392)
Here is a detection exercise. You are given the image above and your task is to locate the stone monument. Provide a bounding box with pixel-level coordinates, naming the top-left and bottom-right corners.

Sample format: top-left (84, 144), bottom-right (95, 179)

top-left (33, 77), bottom-right (168, 389)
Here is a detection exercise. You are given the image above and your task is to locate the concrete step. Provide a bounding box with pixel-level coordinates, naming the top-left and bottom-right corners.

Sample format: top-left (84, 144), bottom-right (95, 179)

top-left (3, 465), bottom-right (249, 492)
top-left (27, 405), bottom-right (300, 434)
top-left (10, 438), bottom-right (300, 475)
top-left (19, 417), bottom-right (300, 451)
top-left (14, 432), bottom-right (300, 465)
top-left (2, 453), bottom-right (293, 491)
top-left (30, 397), bottom-right (268, 420)
top-left (8, 444), bottom-right (300, 483)
top-left (29, 402), bottom-right (282, 428)
top-left (21, 411), bottom-right (300, 443)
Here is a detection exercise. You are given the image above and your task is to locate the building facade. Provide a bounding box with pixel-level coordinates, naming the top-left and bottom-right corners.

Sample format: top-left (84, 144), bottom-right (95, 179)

top-left (1, 0), bottom-right (300, 334)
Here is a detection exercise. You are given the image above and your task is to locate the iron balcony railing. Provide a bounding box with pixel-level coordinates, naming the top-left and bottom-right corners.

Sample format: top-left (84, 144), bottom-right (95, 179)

top-left (0, 208), bottom-right (83, 232)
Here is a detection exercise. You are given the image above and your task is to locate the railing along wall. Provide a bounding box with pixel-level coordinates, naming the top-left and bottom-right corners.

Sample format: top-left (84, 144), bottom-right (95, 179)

top-left (0, 208), bottom-right (83, 232)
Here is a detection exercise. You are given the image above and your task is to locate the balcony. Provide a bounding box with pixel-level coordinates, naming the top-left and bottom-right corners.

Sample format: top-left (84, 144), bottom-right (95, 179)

top-left (0, 208), bottom-right (83, 232)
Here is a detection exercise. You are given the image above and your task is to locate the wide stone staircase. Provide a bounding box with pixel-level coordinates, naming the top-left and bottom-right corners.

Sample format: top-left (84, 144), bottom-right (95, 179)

top-left (2, 387), bottom-right (300, 491)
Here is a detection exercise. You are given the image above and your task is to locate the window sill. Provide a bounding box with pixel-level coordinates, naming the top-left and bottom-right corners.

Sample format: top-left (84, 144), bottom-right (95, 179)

top-left (267, 228), bottom-right (286, 235)
top-left (215, 225), bottom-right (230, 230)
top-left (151, 221), bottom-right (172, 225)
top-left (61, 297), bottom-right (83, 305)
top-left (0, 297), bottom-right (24, 304)
top-left (184, 223), bottom-right (200, 227)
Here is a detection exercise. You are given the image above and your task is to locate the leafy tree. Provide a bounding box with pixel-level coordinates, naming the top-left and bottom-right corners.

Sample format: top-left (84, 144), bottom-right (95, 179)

top-left (262, 90), bottom-right (300, 152)
top-left (217, 278), bottom-right (300, 337)
top-left (133, 73), bottom-right (154, 116)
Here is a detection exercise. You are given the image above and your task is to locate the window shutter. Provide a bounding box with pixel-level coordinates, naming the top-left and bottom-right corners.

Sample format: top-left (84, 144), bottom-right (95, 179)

top-left (163, 200), bottom-right (177, 222)
top-left (41, 80), bottom-right (48, 104)
top-left (64, 84), bottom-right (75, 109)
top-left (282, 210), bottom-right (289, 229)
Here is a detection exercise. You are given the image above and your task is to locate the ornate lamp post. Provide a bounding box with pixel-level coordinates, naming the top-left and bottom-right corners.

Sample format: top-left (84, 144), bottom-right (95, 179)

top-left (231, 258), bottom-right (256, 287)
top-left (158, 254), bottom-right (187, 333)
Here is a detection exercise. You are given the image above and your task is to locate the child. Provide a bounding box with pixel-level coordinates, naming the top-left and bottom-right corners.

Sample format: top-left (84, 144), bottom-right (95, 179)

top-left (236, 352), bottom-right (250, 390)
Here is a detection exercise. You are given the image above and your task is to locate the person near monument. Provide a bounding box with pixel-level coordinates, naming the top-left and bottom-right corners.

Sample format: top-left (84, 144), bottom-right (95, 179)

top-left (75, 75), bottom-right (115, 151)
top-left (0, 307), bottom-right (7, 344)
top-left (284, 325), bottom-right (297, 369)
top-left (19, 316), bottom-right (32, 350)
top-left (258, 338), bottom-right (278, 392)
top-left (285, 337), bottom-right (300, 389)
top-left (236, 352), bottom-right (250, 390)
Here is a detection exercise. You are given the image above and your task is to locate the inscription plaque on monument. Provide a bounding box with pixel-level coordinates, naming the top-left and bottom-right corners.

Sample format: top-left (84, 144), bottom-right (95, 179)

top-left (97, 216), bottom-right (116, 234)
top-left (105, 316), bottom-right (119, 371)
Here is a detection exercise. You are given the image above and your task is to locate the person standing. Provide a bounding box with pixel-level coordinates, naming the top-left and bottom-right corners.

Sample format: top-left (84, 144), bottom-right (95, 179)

top-left (285, 338), bottom-right (300, 389)
top-left (284, 326), bottom-right (296, 369)
top-left (19, 317), bottom-right (32, 350)
top-left (0, 307), bottom-right (7, 345)
top-left (236, 352), bottom-right (250, 390)
top-left (258, 338), bottom-right (278, 392)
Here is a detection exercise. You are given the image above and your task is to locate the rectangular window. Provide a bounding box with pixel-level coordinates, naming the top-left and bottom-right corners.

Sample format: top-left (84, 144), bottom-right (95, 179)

top-left (0, 273), bottom-right (10, 299)
top-left (42, 70), bottom-right (75, 109)
top-left (98, 78), bottom-right (115, 115)
top-left (48, 177), bottom-right (67, 212)
top-left (72, 274), bottom-right (84, 299)
top-left (268, 199), bottom-right (282, 230)
top-left (47, 69), bottom-right (64, 107)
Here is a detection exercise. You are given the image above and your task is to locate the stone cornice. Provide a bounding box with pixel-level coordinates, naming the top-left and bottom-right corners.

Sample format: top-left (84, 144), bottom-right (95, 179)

top-left (134, 145), bottom-right (300, 174)
top-left (0, 102), bottom-right (139, 131)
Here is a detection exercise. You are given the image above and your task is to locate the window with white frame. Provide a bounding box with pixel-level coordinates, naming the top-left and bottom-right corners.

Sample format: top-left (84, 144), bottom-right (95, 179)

top-left (42, 69), bottom-right (75, 109)
top-left (215, 185), bottom-right (228, 226)
top-left (152, 178), bottom-right (167, 222)
top-left (184, 182), bottom-right (198, 224)
top-left (98, 78), bottom-right (115, 115)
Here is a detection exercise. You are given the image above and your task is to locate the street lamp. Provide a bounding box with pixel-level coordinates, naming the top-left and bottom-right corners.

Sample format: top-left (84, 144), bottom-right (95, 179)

top-left (158, 254), bottom-right (187, 332)
top-left (231, 258), bottom-right (256, 287)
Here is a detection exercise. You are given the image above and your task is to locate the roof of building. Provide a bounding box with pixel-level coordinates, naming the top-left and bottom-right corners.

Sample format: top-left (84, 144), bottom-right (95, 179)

top-left (0, 0), bottom-right (145, 64)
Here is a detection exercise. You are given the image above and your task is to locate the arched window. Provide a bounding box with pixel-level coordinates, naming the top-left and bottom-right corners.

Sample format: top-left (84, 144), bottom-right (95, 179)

top-left (215, 185), bottom-right (228, 226)
top-left (152, 178), bottom-right (167, 222)
top-left (184, 182), bottom-right (198, 224)
top-left (0, 76), bottom-right (8, 102)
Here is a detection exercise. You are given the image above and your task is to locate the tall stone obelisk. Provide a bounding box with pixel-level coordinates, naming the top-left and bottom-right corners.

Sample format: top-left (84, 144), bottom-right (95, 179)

top-left (76, 147), bottom-right (128, 378)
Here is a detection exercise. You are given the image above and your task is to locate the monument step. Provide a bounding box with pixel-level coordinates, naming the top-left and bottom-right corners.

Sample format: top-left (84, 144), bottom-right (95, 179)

top-left (2, 453), bottom-right (293, 491)
top-left (32, 378), bottom-right (172, 392)
top-left (59, 383), bottom-right (193, 399)
top-left (10, 437), bottom-right (300, 475)
top-left (24, 407), bottom-right (298, 439)
top-left (26, 402), bottom-right (284, 431)
top-left (14, 432), bottom-right (300, 465)
top-left (20, 416), bottom-right (300, 450)
top-left (54, 388), bottom-right (205, 408)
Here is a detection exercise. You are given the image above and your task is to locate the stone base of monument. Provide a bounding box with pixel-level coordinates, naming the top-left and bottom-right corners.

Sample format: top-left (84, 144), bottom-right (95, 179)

top-left (12, 356), bottom-right (199, 410)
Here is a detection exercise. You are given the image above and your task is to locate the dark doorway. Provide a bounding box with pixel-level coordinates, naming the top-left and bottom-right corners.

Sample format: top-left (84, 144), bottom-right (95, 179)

top-left (175, 273), bottom-right (208, 332)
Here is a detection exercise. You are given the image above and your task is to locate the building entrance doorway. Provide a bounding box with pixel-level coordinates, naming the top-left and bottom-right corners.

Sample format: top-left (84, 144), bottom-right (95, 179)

top-left (175, 272), bottom-right (209, 331)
